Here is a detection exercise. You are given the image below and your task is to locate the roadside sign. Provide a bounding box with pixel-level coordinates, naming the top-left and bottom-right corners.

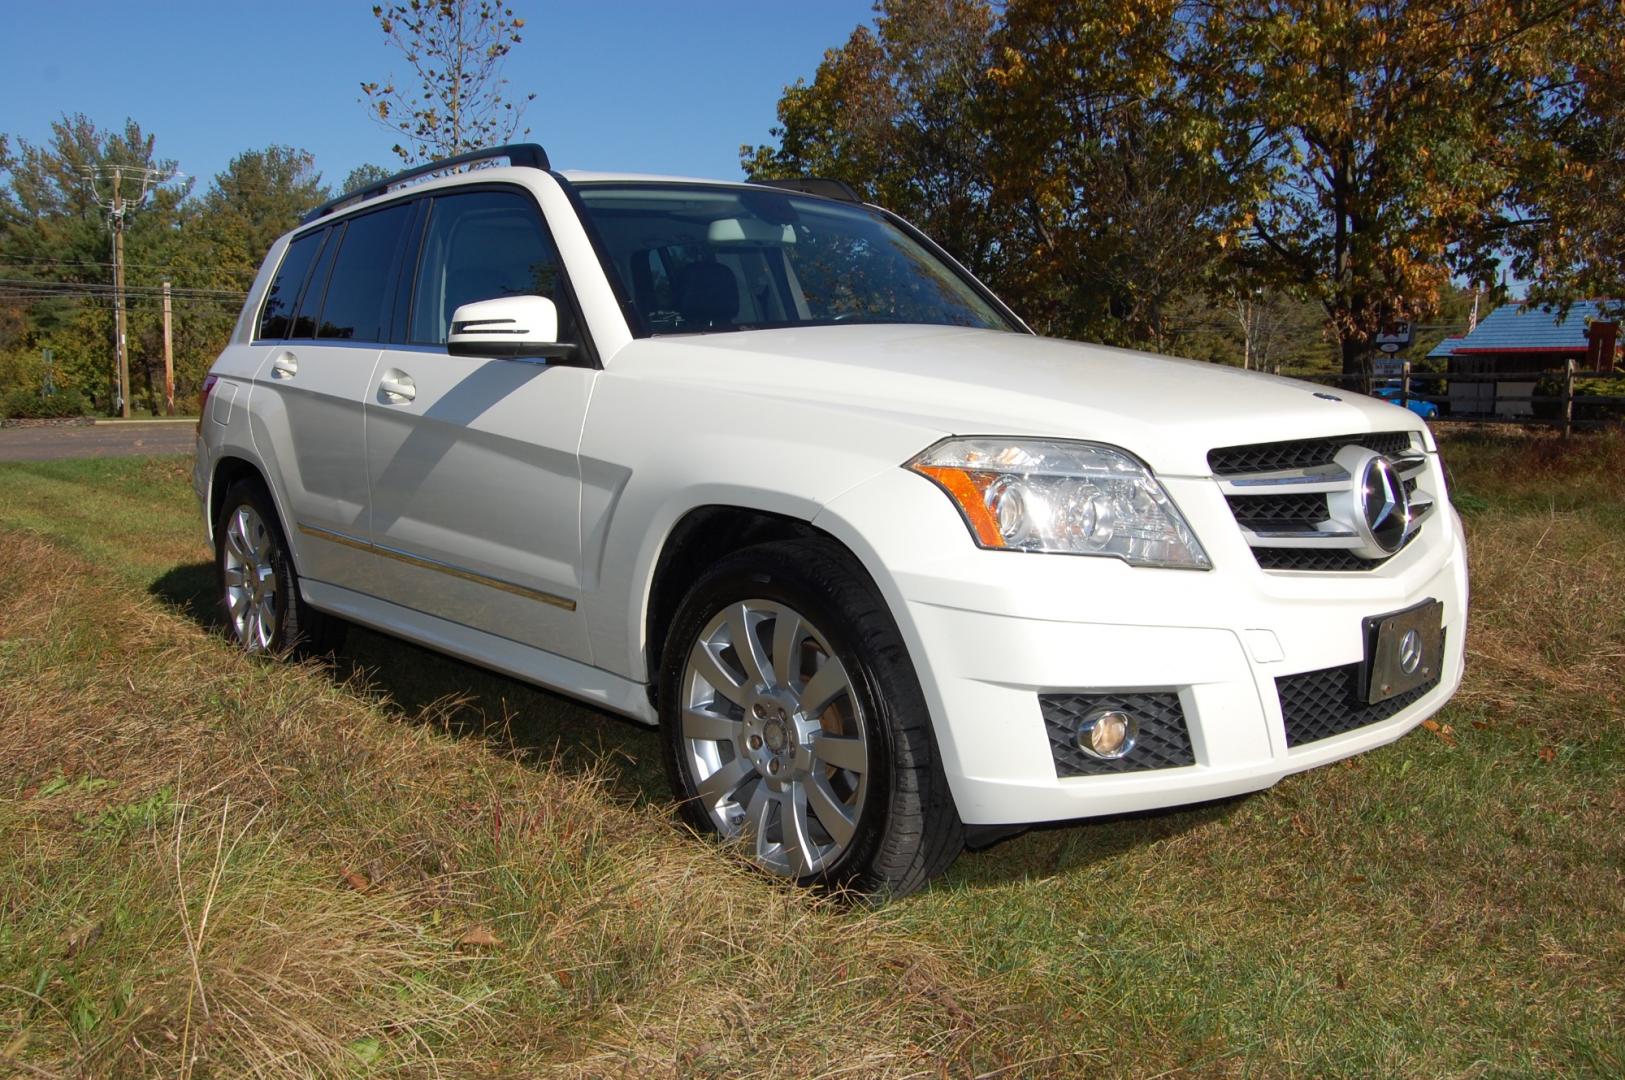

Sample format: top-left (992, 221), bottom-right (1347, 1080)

top-left (1374, 321), bottom-right (1413, 354)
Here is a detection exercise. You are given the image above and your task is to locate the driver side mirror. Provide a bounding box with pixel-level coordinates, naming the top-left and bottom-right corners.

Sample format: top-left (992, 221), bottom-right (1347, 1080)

top-left (447, 295), bottom-right (582, 364)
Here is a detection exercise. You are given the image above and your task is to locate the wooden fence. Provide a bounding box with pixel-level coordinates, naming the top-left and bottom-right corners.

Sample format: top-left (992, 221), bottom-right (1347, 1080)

top-left (1282, 359), bottom-right (1625, 437)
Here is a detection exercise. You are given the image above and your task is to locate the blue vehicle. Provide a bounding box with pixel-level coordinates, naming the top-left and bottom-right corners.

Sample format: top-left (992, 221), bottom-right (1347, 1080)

top-left (1375, 383), bottom-right (1439, 420)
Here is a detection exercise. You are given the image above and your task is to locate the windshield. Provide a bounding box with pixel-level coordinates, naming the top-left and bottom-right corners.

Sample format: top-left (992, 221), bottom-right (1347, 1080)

top-left (573, 183), bottom-right (1019, 336)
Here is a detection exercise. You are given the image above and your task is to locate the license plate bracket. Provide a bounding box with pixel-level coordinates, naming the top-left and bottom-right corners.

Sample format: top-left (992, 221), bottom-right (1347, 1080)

top-left (1361, 599), bottom-right (1444, 705)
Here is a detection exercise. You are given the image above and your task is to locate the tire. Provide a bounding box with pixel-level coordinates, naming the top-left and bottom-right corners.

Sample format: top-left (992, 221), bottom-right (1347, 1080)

top-left (214, 479), bottom-right (343, 657)
top-left (658, 538), bottom-right (962, 897)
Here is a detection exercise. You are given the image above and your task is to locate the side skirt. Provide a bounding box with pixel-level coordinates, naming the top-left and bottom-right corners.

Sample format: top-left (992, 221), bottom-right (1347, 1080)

top-left (300, 579), bottom-right (657, 726)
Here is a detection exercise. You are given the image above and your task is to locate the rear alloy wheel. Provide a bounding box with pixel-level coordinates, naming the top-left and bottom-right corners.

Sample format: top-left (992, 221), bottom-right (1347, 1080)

top-left (660, 539), bottom-right (962, 896)
top-left (213, 480), bottom-right (342, 656)
top-left (220, 502), bottom-right (282, 651)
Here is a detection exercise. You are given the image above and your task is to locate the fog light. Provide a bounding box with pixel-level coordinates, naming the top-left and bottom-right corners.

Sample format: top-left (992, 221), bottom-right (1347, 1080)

top-left (1076, 709), bottom-right (1138, 760)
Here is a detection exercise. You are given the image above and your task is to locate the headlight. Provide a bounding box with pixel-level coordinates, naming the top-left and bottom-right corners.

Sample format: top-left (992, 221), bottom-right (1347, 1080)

top-left (906, 437), bottom-right (1210, 569)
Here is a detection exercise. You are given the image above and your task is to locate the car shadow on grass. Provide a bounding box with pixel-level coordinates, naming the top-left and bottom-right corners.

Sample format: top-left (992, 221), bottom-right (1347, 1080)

top-left (939, 798), bottom-right (1247, 891)
top-left (150, 559), bottom-right (219, 629)
top-left (149, 559), bottom-right (1236, 886)
top-left (150, 560), bottom-right (668, 802)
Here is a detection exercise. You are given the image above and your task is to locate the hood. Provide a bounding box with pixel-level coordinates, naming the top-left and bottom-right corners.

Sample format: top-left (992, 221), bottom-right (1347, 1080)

top-left (607, 324), bottom-right (1426, 477)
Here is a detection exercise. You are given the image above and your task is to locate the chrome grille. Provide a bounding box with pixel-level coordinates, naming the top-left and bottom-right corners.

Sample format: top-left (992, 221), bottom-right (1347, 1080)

top-left (1208, 431), bottom-right (1416, 476)
top-left (1255, 546), bottom-right (1396, 572)
top-left (1211, 432), bottom-right (1433, 573)
top-left (1226, 491), bottom-right (1329, 525)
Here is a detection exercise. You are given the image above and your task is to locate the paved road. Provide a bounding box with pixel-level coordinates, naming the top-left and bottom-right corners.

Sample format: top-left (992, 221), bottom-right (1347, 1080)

top-left (0, 422), bottom-right (197, 462)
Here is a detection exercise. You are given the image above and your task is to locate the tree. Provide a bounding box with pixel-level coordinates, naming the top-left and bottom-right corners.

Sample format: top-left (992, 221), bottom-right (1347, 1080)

top-left (743, 0), bottom-right (1004, 284)
top-left (192, 146), bottom-right (328, 275)
top-left (0, 115), bottom-right (178, 291)
top-left (743, 0), bottom-right (1227, 346)
top-left (1225, 284), bottom-right (1311, 374)
top-left (342, 162), bottom-right (395, 194)
top-left (1511, 1), bottom-right (1624, 308)
top-left (1192, 0), bottom-right (1575, 387)
top-left (159, 147), bottom-right (331, 404)
top-left (0, 115), bottom-right (187, 411)
top-left (982, 0), bottom-right (1225, 346)
top-left (0, 126), bottom-right (328, 414)
top-left (361, 0), bottom-right (536, 164)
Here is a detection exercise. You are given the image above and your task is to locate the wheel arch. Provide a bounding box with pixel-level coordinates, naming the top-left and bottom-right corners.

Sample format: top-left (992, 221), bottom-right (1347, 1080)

top-left (208, 454), bottom-right (306, 576)
top-left (641, 504), bottom-right (891, 710)
top-left (209, 455), bottom-right (268, 533)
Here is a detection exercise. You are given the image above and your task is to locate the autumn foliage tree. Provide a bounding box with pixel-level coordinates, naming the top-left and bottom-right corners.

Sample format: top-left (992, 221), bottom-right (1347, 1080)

top-left (747, 0), bottom-right (1605, 377)
top-left (361, 0), bottom-right (535, 164)
top-left (743, 0), bottom-right (1006, 287)
top-left (1193, 0), bottom-right (1579, 384)
top-left (984, 0), bottom-right (1225, 347)
top-left (1510, 1), bottom-right (1625, 306)
top-left (745, 0), bottom-right (1226, 346)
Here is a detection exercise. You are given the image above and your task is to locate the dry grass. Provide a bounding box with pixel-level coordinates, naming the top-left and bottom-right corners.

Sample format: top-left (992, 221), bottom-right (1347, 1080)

top-left (0, 433), bottom-right (1622, 1077)
top-left (1443, 429), bottom-right (1625, 720)
top-left (0, 525), bottom-right (1024, 1077)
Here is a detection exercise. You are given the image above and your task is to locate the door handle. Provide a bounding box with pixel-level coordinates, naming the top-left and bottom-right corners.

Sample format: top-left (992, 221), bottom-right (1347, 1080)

top-left (378, 371), bottom-right (416, 402)
top-left (270, 352), bottom-right (298, 379)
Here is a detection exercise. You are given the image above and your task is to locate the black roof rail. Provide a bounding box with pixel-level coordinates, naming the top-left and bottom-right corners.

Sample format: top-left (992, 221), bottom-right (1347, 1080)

top-left (746, 177), bottom-right (863, 204)
top-left (300, 143), bottom-right (552, 224)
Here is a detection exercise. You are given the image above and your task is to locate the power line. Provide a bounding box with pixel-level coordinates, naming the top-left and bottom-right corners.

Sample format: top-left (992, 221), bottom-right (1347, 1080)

top-left (0, 291), bottom-right (244, 306)
top-left (0, 277), bottom-right (246, 299)
top-left (0, 255), bottom-right (230, 273)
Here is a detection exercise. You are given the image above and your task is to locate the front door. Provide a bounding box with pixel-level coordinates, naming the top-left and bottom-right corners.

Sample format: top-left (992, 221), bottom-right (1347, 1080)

top-left (363, 187), bottom-right (593, 663)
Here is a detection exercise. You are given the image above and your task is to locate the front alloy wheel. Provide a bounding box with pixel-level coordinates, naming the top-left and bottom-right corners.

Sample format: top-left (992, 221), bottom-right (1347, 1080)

top-left (659, 539), bottom-right (963, 897)
top-left (681, 600), bottom-right (870, 878)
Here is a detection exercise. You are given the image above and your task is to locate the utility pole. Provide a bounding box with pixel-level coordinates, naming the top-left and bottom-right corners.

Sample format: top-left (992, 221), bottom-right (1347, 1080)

top-left (84, 163), bottom-right (177, 418)
top-left (112, 168), bottom-right (129, 417)
top-left (161, 279), bottom-right (175, 415)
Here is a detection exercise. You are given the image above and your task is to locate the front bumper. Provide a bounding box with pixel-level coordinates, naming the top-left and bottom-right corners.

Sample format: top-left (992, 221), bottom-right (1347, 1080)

top-left (813, 460), bottom-right (1469, 826)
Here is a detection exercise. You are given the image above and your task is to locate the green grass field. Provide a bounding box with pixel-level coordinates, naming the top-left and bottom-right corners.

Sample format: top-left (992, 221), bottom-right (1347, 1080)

top-left (1, 432), bottom-right (1621, 1077)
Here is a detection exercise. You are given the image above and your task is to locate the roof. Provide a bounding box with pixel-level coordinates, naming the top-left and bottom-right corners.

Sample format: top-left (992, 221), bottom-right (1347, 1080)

top-left (1429, 300), bottom-right (1617, 358)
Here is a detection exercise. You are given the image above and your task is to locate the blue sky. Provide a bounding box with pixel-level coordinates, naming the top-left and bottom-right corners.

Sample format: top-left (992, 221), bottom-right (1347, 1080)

top-left (1, 0), bottom-right (877, 196)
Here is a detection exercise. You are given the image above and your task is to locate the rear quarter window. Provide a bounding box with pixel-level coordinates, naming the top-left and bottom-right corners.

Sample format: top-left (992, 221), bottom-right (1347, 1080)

top-left (256, 230), bottom-right (324, 340)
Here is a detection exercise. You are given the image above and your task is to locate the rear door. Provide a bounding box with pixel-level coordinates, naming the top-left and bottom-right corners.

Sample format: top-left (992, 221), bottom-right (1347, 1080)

top-left (362, 186), bottom-right (594, 662)
top-left (248, 200), bottom-right (417, 585)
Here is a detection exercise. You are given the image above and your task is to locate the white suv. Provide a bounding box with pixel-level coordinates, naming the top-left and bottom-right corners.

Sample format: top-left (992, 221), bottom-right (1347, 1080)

top-left (194, 145), bottom-right (1467, 896)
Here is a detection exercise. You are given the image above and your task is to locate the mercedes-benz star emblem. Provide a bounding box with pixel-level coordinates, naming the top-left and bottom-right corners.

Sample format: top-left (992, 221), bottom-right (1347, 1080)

top-left (1328, 446), bottom-right (1414, 560)
top-left (1397, 628), bottom-right (1423, 675)
top-left (1360, 454), bottom-right (1410, 554)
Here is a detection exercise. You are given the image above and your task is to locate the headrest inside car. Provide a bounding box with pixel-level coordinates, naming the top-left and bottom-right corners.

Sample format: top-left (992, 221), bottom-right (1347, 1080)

top-left (674, 261), bottom-right (740, 326)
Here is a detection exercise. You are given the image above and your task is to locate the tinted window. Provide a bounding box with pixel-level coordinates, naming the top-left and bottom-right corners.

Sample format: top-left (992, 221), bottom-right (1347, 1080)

top-left (292, 226), bottom-right (340, 338)
top-left (315, 202), bottom-right (414, 341)
top-left (257, 229), bottom-right (323, 339)
top-left (408, 189), bottom-right (576, 346)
